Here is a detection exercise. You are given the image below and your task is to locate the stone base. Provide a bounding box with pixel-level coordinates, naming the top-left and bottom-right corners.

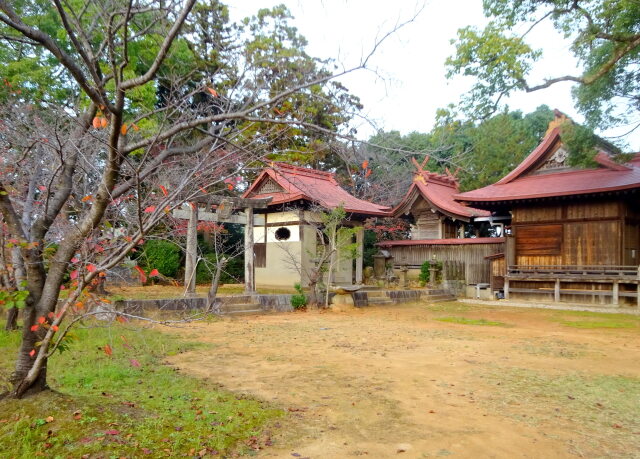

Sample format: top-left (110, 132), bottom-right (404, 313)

top-left (330, 292), bottom-right (356, 312)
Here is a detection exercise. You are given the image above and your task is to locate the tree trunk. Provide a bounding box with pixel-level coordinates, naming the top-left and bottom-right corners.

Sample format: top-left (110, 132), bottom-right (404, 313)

top-left (5, 307), bottom-right (18, 331)
top-left (207, 258), bottom-right (228, 313)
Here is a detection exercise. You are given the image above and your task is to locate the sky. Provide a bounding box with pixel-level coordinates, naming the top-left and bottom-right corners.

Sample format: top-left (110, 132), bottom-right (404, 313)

top-left (229, 0), bottom-right (639, 151)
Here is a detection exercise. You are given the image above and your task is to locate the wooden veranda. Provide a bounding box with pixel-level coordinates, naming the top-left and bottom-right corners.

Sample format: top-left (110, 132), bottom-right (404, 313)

top-left (504, 265), bottom-right (640, 306)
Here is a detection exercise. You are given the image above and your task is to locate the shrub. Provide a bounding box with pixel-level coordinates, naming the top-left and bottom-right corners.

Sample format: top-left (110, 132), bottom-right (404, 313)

top-left (419, 260), bottom-right (443, 286)
top-left (196, 254), bottom-right (244, 284)
top-left (290, 283), bottom-right (307, 310)
top-left (140, 240), bottom-right (182, 278)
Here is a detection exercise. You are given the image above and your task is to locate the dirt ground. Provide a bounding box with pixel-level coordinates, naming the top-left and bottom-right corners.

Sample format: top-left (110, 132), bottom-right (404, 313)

top-left (166, 302), bottom-right (640, 458)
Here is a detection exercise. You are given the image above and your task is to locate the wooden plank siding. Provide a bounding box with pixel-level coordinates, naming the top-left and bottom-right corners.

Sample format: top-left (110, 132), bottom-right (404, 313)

top-left (506, 199), bottom-right (639, 306)
top-left (386, 241), bottom-right (504, 285)
top-left (512, 200), bottom-right (624, 267)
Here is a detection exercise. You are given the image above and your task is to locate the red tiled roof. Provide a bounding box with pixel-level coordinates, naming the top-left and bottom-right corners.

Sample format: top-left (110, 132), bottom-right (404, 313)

top-left (243, 163), bottom-right (390, 216)
top-left (392, 171), bottom-right (489, 220)
top-left (456, 126), bottom-right (640, 204)
top-left (378, 237), bottom-right (504, 247)
top-left (456, 166), bottom-right (640, 203)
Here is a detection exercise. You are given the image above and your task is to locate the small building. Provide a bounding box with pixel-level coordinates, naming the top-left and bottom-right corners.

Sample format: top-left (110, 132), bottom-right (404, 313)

top-left (379, 159), bottom-right (505, 292)
top-left (457, 115), bottom-right (640, 306)
top-left (243, 163), bottom-right (389, 288)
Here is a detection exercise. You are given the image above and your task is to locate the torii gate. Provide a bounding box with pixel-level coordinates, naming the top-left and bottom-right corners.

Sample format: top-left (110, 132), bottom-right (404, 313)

top-left (173, 195), bottom-right (272, 294)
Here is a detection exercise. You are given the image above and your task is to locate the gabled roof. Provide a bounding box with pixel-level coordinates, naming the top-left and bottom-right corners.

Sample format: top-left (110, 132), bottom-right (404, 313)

top-left (243, 163), bottom-right (390, 216)
top-left (456, 122), bottom-right (640, 205)
top-left (392, 169), bottom-right (489, 221)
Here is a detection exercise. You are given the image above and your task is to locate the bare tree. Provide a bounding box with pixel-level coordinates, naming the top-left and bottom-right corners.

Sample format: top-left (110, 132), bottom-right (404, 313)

top-left (0, 0), bottom-right (419, 397)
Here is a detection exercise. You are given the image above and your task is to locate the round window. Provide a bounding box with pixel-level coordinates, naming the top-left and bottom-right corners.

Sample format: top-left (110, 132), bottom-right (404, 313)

top-left (275, 227), bottom-right (291, 241)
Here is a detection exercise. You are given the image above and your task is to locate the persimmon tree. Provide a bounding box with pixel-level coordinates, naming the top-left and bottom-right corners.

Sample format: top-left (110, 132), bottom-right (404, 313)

top-left (0, 0), bottom-right (412, 398)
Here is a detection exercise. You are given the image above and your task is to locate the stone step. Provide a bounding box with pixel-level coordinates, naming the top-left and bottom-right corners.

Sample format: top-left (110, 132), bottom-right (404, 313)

top-left (218, 295), bottom-right (255, 305)
top-left (367, 298), bottom-right (394, 305)
top-left (364, 291), bottom-right (389, 298)
top-left (219, 303), bottom-right (263, 313)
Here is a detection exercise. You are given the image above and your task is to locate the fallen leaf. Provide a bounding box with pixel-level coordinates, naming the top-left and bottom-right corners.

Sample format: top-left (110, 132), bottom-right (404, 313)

top-left (105, 429), bottom-right (120, 435)
top-left (103, 344), bottom-right (113, 357)
top-left (149, 268), bottom-right (160, 277)
top-left (45, 416), bottom-right (54, 423)
top-left (130, 359), bottom-right (141, 368)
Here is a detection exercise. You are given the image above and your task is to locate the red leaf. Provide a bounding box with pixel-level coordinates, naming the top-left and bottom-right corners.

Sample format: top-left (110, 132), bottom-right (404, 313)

top-left (38, 185), bottom-right (47, 191)
top-left (120, 335), bottom-right (132, 349)
top-left (70, 270), bottom-right (78, 280)
top-left (71, 257), bottom-right (79, 263)
top-left (87, 264), bottom-right (97, 273)
top-left (207, 87), bottom-right (218, 97)
top-left (362, 160), bottom-right (369, 169)
top-left (104, 429), bottom-right (120, 435)
top-left (29, 349), bottom-right (36, 357)
top-left (149, 269), bottom-right (160, 277)
top-left (159, 185), bottom-right (168, 196)
top-left (30, 325), bottom-right (39, 332)
top-left (81, 195), bottom-right (92, 202)
top-left (227, 184), bottom-right (234, 190)
top-left (37, 316), bottom-right (46, 324)
top-left (130, 359), bottom-right (141, 368)
top-left (52, 325), bottom-right (59, 332)
top-left (134, 265), bottom-right (147, 284)
top-left (144, 206), bottom-right (155, 213)
top-left (92, 117), bottom-right (101, 129)
top-left (103, 344), bottom-right (113, 357)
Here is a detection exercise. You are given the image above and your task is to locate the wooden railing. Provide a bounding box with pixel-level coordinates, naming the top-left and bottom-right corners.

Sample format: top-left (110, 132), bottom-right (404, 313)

top-left (508, 265), bottom-right (640, 278)
top-left (504, 265), bottom-right (640, 306)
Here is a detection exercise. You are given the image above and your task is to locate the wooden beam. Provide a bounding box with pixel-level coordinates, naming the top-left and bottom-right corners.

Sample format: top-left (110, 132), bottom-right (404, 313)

top-left (191, 194), bottom-right (272, 209)
top-left (173, 208), bottom-right (249, 225)
top-left (504, 278), bottom-right (510, 300)
top-left (355, 226), bottom-right (364, 284)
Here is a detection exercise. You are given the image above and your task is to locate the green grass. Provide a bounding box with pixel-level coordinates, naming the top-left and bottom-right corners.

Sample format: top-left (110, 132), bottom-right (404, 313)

top-left (435, 316), bottom-right (509, 327)
top-left (0, 320), bottom-right (282, 458)
top-left (479, 367), bottom-right (640, 457)
top-left (428, 301), bottom-right (474, 313)
top-left (551, 310), bottom-right (640, 329)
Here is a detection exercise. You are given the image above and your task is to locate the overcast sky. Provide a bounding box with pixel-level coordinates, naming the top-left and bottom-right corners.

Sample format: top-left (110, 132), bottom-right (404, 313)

top-left (229, 0), bottom-right (639, 151)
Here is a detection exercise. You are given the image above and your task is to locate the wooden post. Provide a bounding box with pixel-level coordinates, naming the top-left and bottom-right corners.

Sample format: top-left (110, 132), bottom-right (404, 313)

top-left (554, 278), bottom-right (560, 303)
top-left (355, 226), bottom-right (364, 284)
top-left (184, 204), bottom-right (198, 296)
top-left (612, 281), bottom-right (619, 306)
top-left (244, 207), bottom-right (255, 294)
top-left (504, 277), bottom-right (510, 300)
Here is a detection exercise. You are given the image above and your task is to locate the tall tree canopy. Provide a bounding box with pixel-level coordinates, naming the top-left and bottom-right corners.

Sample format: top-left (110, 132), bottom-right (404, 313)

top-left (446, 0), bottom-right (640, 137)
top-left (359, 105), bottom-right (556, 204)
